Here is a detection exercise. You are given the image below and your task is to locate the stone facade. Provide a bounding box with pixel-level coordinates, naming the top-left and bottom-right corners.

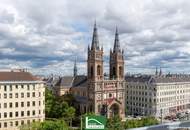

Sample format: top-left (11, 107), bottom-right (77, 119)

top-left (126, 73), bottom-right (190, 118)
top-left (0, 70), bottom-right (45, 130)
top-left (87, 25), bottom-right (125, 118)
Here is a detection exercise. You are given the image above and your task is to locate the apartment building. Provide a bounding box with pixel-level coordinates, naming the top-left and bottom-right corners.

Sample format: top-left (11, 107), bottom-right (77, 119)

top-left (0, 70), bottom-right (45, 130)
top-left (126, 73), bottom-right (190, 118)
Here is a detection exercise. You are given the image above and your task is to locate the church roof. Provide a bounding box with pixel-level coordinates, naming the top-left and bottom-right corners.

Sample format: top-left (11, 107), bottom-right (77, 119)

top-left (55, 75), bottom-right (87, 89)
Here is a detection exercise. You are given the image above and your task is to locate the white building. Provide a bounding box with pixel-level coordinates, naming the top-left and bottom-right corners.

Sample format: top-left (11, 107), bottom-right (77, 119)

top-left (0, 70), bottom-right (45, 130)
top-left (126, 74), bottom-right (190, 118)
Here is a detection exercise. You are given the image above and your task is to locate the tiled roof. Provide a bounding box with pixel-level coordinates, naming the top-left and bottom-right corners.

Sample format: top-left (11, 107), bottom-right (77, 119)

top-left (0, 71), bottom-right (40, 81)
top-left (55, 75), bottom-right (87, 89)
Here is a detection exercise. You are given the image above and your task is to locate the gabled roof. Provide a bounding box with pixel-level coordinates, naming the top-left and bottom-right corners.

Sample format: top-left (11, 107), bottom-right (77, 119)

top-left (55, 76), bottom-right (74, 88)
top-left (55, 75), bottom-right (87, 89)
top-left (0, 71), bottom-right (40, 81)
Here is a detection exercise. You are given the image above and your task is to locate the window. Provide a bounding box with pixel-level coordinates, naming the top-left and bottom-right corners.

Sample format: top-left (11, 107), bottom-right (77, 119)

top-left (4, 122), bottom-right (7, 128)
top-left (15, 93), bottom-right (18, 98)
top-left (27, 101), bottom-right (30, 107)
top-left (97, 65), bottom-right (101, 75)
top-left (27, 92), bottom-right (30, 97)
top-left (21, 85), bottom-right (24, 89)
top-left (27, 85), bottom-right (30, 90)
top-left (21, 111), bottom-right (24, 117)
top-left (109, 93), bottom-right (112, 98)
top-left (90, 66), bottom-right (93, 78)
top-left (21, 93), bottom-right (24, 98)
top-left (32, 110), bottom-right (35, 116)
top-left (39, 92), bottom-right (41, 97)
top-left (27, 120), bottom-right (30, 124)
top-left (15, 121), bottom-right (18, 126)
top-left (4, 85), bottom-right (7, 91)
top-left (10, 122), bottom-right (13, 127)
top-left (32, 92), bottom-right (35, 97)
top-left (4, 112), bottom-right (7, 118)
top-left (32, 101), bottom-right (35, 106)
top-left (9, 93), bottom-right (12, 98)
top-left (9, 112), bottom-right (12, 117)
top-left (27, 111), bottom-right (30, 116)
top-left (15, 112), bottom-right (18, 117)
top-left (33, 85), bottom-right (35, 90)
top-left (4, 103), bottom-right (7, 108)
top-left (113, 67), bottom-right (116, 78)
top-left (10, 85), bottom-right (12, 91)
top-left (39, 101), bottom-right (41, 106)
top-left (15, 102), bottom-right (18, 107)
top-left (9, 103), bottom-right (12, 108)
top-left (21, 102), bottom-right (24, 107)
top-left (21, 120), bottom-right (24, 125)
top-left (15, 85), bottom-right (18, 89)
top-left (119, 66), bottom-right (123, 77)
top-left (4, 93), bottom-right (7, 98)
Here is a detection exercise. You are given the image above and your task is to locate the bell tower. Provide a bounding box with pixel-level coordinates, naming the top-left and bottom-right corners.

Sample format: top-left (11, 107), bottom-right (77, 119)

top-left (87, 22), bottom-right (104, 81)
top-left (110, 27), bottom-right (124, 80)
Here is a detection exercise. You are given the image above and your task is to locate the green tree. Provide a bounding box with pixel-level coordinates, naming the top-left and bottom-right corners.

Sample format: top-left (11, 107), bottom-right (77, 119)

top-left (106, 115), bottom-right (124, 130)
top-left (20, 120), bottom-right (70, 130)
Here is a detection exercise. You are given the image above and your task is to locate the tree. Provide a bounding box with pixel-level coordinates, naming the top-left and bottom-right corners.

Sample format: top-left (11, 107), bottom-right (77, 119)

top-left (20, 120), bottom-right (70, 130)
top-left (106, 115), bottom-right (124, 130)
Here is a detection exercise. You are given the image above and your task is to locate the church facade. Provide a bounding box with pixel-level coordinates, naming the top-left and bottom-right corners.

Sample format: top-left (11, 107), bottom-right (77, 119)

top-left (56, 23), bottom-right (125, 118)
top-left (86, 23), bottom-right (125, 118)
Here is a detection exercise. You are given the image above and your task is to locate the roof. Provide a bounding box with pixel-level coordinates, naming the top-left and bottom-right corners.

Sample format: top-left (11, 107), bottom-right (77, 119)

top-left (125, 74), bottom-right (190, 83)
top-left (0, 71), bottom-right (40, 81)
top-left (55, 76), bottom-right (74, 88)
top-left (55, 75), bottom-right (87, 89)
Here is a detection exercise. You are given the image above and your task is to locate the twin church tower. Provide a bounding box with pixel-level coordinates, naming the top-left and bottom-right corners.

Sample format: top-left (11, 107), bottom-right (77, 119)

top-left (87, 22), bottom-right (125, 81)
top-left (86, 22), bottom-right (125, 118)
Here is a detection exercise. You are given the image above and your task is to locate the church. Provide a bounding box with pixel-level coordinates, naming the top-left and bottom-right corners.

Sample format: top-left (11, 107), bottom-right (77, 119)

top-left (54, 22), bottom-right (125, 118)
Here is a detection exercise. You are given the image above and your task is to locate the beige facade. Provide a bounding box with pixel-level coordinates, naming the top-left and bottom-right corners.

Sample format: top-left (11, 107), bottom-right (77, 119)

top-left (126, 74), bottom-right (190, 118)
top-left (0, 71), bottom-right (45, 130)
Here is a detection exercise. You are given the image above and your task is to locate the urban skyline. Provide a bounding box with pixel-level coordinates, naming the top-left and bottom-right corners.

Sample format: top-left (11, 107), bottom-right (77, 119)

top-left (0, 0), bottom-right (190, 76)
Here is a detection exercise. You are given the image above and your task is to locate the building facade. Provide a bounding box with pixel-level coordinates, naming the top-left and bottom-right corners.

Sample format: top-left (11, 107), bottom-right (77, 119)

top-left (49, 23), bottom-right (126, 119)
top-left (87, 24), bottom-right (125, 118)
top-left (126, 72), bottom-right (190, 118)
top-left (0, 70), bottom-right (45, 130)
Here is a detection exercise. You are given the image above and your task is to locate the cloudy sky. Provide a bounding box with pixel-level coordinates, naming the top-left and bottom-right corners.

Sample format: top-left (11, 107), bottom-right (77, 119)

top-left (0, 0), bottom-right (190, 76)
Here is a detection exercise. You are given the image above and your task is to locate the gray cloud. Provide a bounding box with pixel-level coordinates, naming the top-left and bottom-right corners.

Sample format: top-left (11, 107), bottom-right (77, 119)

top-left (0, 0), bottom-right (190, 75)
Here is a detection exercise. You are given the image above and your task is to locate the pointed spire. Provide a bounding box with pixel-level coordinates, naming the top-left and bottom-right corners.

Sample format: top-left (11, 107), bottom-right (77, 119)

top-left (113, 27), bottom-right (121, 53)
top-left (73, 57), bottom-right (77, 77)
top-left (155, 67), bottom-right (158, 75)
top-left (91, 21), bottom-right (99, 50)
top-left (159, 67), bottom-right (162, 76)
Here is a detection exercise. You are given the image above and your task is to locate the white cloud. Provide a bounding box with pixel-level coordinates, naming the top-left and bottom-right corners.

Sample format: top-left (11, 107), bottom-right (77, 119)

top-left (0, 0), bottom-right (190, 75)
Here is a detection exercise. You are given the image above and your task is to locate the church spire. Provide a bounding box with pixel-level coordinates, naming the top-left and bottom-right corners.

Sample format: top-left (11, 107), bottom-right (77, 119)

top-left (73, 57), bottom-right (77, 77)
top-left (155, 67), bottom-right (158, 76)
top-left (91, 21), bottom-right (99, 50)
top-left (113, 27), bottom-right (121, 53)
top-left (159, 67), bottom-right (162, 76)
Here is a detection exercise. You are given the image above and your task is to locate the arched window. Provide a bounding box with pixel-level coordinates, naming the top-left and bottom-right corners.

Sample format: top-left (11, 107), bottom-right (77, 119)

top-left (97, 65), bottom-right (101, 75)
top-left (119, 66), bottom-right (123, 77)
top-left (113, 67), bottom-right (116, 78)
top-left (91, 66), bottom-right (93, 77)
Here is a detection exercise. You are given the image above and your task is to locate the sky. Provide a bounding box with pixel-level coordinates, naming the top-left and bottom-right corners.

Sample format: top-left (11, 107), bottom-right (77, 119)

top-left (0, 0), bottom-right (190, 76)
